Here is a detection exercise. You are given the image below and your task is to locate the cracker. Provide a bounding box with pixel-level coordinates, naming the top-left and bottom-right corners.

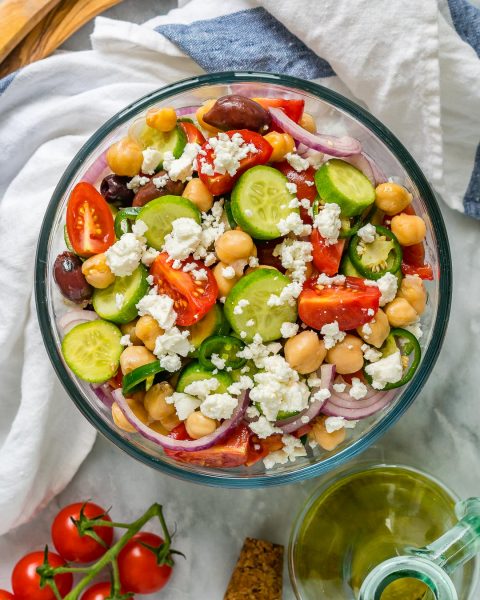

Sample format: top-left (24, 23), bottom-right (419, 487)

top-left (224, 537), bottom-right (284, 599)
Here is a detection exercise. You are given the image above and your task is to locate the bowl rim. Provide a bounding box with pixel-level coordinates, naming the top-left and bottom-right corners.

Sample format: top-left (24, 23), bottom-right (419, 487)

top-left (35, 71), bottom-right (452, 488)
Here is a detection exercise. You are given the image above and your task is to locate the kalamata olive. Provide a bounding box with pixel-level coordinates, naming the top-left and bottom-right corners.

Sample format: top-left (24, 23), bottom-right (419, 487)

top-left (132, 171), bottom-right (186, 207)
top-left (256, 239), bottom-right (285, 272)
top-left (54, 252), bottom-right (93, 303)
top-left (203, 95), bottom-right (271, 132)
top-left (100, 174), bottom-right (134, 206)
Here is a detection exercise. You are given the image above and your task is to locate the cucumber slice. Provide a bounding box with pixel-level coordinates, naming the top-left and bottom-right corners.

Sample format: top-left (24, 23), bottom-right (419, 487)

top-left (138, 195), bottom-right (201, 250)
top-left (231, 165), bottom-right (299, 240)
top-left (186, 304), bottom-right (230, 353)
top-left (176, 361), bottom-right (232, 394)
top-left (64, 225), bottom-right (75, 252)
top-left (315, 159), bottom-right (375, 218)
top-left (62, 320), bottom-right (122, 383)
top-left (135, 124), bottom-right (187, 170)
top-left (340, 255), bottom-right (362, 277)
top-left (224, 268), bottom-right (297, 343)
top-left (92, 265), bottom-right (149, 324)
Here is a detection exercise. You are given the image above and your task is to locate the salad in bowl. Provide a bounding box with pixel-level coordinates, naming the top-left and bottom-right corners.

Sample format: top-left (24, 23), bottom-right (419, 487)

top-left (37, 73), bottom-right (450, 485)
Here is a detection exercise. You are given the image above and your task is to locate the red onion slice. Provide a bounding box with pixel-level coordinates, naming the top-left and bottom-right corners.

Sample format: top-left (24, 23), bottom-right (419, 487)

top-left (322, 390), bottom-right (397, 420)
top-left (58, 309), bottom-right (98, 333)
top-left (92, 383), bottom-right (115, 408)
top-left (269, 107), bottom-right (362, 157)
top-left (276, 364), bottom-right (335, 433)
top-left (81, 151), bottom-right (108, 185)
top-left (112, 388), bottom-right (249, 451)
top-left (176, 105), bottom-right (200, 116)
top-left (331, 376), bottom-right (378, 402)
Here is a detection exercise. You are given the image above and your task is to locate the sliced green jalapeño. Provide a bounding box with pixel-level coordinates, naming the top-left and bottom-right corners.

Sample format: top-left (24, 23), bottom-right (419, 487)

top-left (364, 328), bottom-right (421, 390)
top-left (114, 206), bottom-right (141, 239)
top-left (349, 224), bottom-right (402, 280)
top-left (198, 335), bottom-right (246, 371)
top-left (122, 360), bottom-right (164, 394)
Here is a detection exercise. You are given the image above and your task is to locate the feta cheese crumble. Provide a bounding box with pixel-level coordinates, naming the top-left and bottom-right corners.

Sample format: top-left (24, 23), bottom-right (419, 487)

top-left (127, 175), bottom-right (150, 192)
top-left (199, 132), bottom-right (258, 177)
top-left (163, 217), bottom-right (202, 261)
top-left (233, 298), bottom-right (250, 315)
top-left (285, 152), bottom-right (309, 172)
top-left (361, 343), bottom-right (382, 363)
top-left (365, 272), bottom-right (398, 306)
top-left (105, 232), bottom-right (145, 277)
top-left (115, 293), bottom-right (124, 310)
top-left (263, 434), bottom-right (307, 469)
top-left (273, 239), bottom-right (312, 284)
top-left (277, 212), bottom-right (312, 237)
top-left (120, 334), bottom-right (132, 347)
top-left (349, 377), bottom-right (368, 399)
top-left (333, 382), bottom-right (346, 393)
top-left (201, 393), bottom-right (238, 420)
top-left (286, 182), bottom-right (298, 194)
top-left (163, 143), bottom-right (201, 181)
top-left (221, 265), bottom-right (236, 279)
top-left (136, 290), bottom-right (176, 330)
top-left (166, 392), bottom-right (201, 421)
top-left (267, 281), bottom-right (302, 307)
top-left (141, 147), bottom-right (163, 175)
top-left (364, 350), bottom-right (403, 389)
top-left (357, 223), bottom-right (377, 243)
top-left (313, 202), bottom-right (342, 245)
top-left (321, 321), bottom-right (346, 349)
top-left (280, 322), bottom-right (299, 338)
top-left (210, 353), bottom-right (226, 370)
top-left (249, 416), bottom-right (282, 439)
top-left (324, 416), bottom-right (346, 433)
top-left (184, 378), bottom-right (219, 398)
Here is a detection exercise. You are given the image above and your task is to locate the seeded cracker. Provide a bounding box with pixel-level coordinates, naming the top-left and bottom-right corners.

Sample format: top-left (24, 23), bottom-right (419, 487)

top-left (223, 537), bottom-right (284, 599)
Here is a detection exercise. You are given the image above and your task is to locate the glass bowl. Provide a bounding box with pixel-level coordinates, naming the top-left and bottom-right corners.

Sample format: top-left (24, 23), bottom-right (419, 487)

top-left (35, 72), bottom-right (452, 487)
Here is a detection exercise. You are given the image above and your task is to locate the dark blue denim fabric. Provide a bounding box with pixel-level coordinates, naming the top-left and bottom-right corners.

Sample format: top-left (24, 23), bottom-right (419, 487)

top-left (155, 7), bottom-right (335, 79)
top-left (448, 0), bottom-right (480, 217)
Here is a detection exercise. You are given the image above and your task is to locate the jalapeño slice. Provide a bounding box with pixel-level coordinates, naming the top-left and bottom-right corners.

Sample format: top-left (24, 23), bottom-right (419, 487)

top-left (349, 224), bottom-right (402, 280)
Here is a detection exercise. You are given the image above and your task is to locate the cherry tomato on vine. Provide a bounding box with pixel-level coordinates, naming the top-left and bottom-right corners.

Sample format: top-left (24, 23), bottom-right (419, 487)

top-left (52, 502), bottom-right (113, 563)
top-left (11, 551), bottom-right (73, 600)
top-left (118, 532), bottom-right (172, 594)
top-left (80, 581), bottom-right (134, 600)
top-left (0, 591), bottom-right (15, 600)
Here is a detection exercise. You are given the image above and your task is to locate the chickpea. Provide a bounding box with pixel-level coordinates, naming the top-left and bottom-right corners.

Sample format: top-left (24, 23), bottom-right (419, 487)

top-left (390, 214), bottom-right (426, 246)
top-left (162, 411), bottom-right (181, 432)
top-left (309, 416), bottom-right (346, 451)
top-left (135, 315), bottom-right (164, 351)
top-left (356, 308), bottom-right (390, 348)
top-left (81, 253), bottom-right (115, 289)
top-left (374, 182), bottom-right (412, 216)
top-left (196, 100), bottom-right (221, 133)
top-left (120, 320), bottom-right (142, 345)
top-left (185, 411), bottom-right (218, 439)
top-left (326, 334), bottom-right (364, 375)
top-left (149, 421), bottom-right (169, 435)
top-left (111, 399), bottom-right (149, 433)
top-left (213, 262), bottom-right (239, 297)
top-left (215, 230), bottom-right (255, 263)
top-left (182, 178), bottom-right (214, 212)
top-left (146, 106), bottom-right (177, 132)
top-left (144, 382), bottom-right (175, 421)
top-left (106, 137), bottom-right (143, 177)
top-left (120, 346), bottom-right (156, 375)
top-left (398, 275), bottom-right (426, 315)
top-left (263, 132), bottom-right (295, 162)
top-left (385, 297), bottom-right (418, 327)
top-left (299, 112), bottom-right (317, 134)
top-left (284, 331), bottom-right (327, 374)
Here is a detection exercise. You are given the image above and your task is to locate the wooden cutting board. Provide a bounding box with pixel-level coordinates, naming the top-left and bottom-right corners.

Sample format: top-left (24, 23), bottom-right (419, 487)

top-left (0, 0), bottom-right (123, 78)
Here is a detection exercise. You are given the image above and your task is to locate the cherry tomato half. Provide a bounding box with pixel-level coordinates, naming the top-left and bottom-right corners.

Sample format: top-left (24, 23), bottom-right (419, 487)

top-left (166, 422), bottom-right (251, 467)
top-left (401, 243), bottom-right (434, 280)
top-left (118, 532), bottom-right (172, 594)
top-left (311, 229), bottom-right (345, 276)
top-left (298, 275), bottom-right (381, 331)
top-left (80, 581), bottom-right (134, 600)
top-left (178, 121), bottom-right (206, 145)
top-left (198, 130), bottom-right (272, 195)
top-left (245, 433), bottom-right (283, 467)
top-left (274, 161), bottom-right (317, 223)
top-left (150, 253), bottom-right (218, 326)
top-left (12, 551), bottom-right (73, 600)
top-left (66, 182), bottom-right (115, 257)
top-left (0, 591), bottom-right (15, 600)
top-left (52, 502), bottom-right (113, 563)
top-left (253, 98), bottom-right (305, 123)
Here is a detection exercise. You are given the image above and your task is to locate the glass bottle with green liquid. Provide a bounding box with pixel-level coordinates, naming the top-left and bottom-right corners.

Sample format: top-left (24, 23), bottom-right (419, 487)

top-left (289, 463), bottom-right (479, 599)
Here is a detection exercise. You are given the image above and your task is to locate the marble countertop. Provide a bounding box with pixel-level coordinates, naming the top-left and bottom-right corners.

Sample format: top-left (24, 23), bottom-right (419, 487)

top-left (1, 2), bottom-right (479, 598)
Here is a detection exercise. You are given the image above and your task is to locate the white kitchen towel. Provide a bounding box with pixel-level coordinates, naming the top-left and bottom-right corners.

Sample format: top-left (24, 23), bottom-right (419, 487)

top-left (0, 0), bottom-right (479, 535)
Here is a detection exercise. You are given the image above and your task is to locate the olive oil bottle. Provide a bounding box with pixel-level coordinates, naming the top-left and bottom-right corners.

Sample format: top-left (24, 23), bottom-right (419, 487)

top-left (290, 466), bottom-right (475, 599)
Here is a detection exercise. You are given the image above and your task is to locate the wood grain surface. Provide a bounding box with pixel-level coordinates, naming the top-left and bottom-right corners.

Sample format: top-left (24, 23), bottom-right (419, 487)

top-left (0, 0), bottom-right (123, 78)
top-left (0, 0), bottom-right (63, 63)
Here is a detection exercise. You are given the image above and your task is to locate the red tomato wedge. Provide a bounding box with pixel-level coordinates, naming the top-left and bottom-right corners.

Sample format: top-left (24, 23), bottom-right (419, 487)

top-left (198, 130), bottom-right (273, 195)
top-left (274, 161), bottom-right (317, 223)
top-left (402, 243), bottom-right (434, 280)
top-left (253, 97), bottom-right (305, 123)
top-left (165, 423), bottom-right (251, 467)
top-left (298, 276), bottom-right (381, 331)
top-left (311, 229), bottom-right (345, 276)
top-left (66, 182), bottom-right (115, 257)
top-left (178, 121), bottom-right (206, 145)
top-left (246, 434), bottom-right (283, 467)
top-left (150, 254), bottom-right (218, 326)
